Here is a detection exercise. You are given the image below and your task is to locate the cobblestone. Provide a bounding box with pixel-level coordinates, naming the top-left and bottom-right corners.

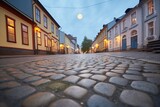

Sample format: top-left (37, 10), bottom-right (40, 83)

top-left (49, 99), bottom-right (82, 107)
top-left (64, 86), bottom-right (87, 99)
top-left (94, 82), bottom-right (116, 97)
top-left (0, 81), bottom-right (21, 90)
top-left (77, 79), bottom-right (96, 88)
top-left (87, 94), bottom-right (115, 107)
top-left (4, 86), bottom-right (36, 101)
top-left (23, 76), bottom-right (42, 83)
top-left (0, 53), bottom-right (160, 107)
top-left (90, 75), bottom-right (107, 81)
top-left (131, 81), bottom-right (159, 94)
top-left (31, 79), bottom-right (51, 86)
top-left (123, 74), bottom-right (143, 80)
top-left (63, 75), bottom-right (80, 83)
top-left (50, 74), bottom-right (66, 80)
top-left (120, 90), bottom-right (154, 107)
top-left (109, 77), bottom-right (128, 86)
top-left (22, 92), bottom-right (55, 107)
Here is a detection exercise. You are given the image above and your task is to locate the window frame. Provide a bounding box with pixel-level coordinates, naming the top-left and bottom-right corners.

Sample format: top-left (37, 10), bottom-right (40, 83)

top-left (148, 21), bottom-right (154, 36)
top-left (21, 23), bottom-right (29, 45)
top-left (131, 12), bottom-right (137, 25)
top-left (148, 0), bottom-right (154, 15)
top-left (5, 15), bottom-right (16, 43)
top-left (35, 6), bottom-right (41, 23)
top-left (51, 23), bottom-right (54, 33)
top-left (36, 30), bottom-right (42, 45)
top-left (44, 34), bottom-right (48, 47)
top-left (43, 15), bottom-right (48, 28)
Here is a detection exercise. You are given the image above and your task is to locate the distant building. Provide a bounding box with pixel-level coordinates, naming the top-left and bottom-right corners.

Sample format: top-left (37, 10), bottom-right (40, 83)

top-left (92, 25), bottom-right (108, 53)
top-left (93, 0), bottom-right (160, 52)
top-left (59, 31), bottom-right (78, 54)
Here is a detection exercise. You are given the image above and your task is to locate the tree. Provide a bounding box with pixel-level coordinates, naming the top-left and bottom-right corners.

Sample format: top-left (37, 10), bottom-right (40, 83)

top-left (81, 36), bottom-right (92, 53)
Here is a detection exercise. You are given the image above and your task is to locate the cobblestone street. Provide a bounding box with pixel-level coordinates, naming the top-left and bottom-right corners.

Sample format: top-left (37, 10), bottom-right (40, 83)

top-left (0, 52), bottom-right (160, 107)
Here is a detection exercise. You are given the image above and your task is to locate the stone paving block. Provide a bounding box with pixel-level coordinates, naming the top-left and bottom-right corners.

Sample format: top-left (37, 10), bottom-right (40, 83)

top-left (5, 86), bottom-right (36, 101)
top-left (91, 70), bottom-right (106, 74)
top-left (80, 70), bottom-right (91, 73)
top-left (41, 73), bottom-right (55, 77)
top-left (50, 74), bottom-right (66, 80)
top-left (12, 73), bottom-right (32, 80)
top-left (94, 82), bottom-right (116, 97)
top-left (77, 79), bottom-right (96, 88)
top-left (33, 72), bottom-right (45, 76)
top-left (64, 86), bottom-right (87, 99)
top-left (111, 69), bottom-right (125, 74)
top-left (106, 72), bottom-right (121, 77)
top-left (143, 69), bottom-right (160, 73)
top-left (125, 70), bottom-right (142, 75)
top-left (73, 68), bottom-right (86, 72)
top-left (23, 76), bottom-right (42, 83)
top-left (63, 75), bottom-right (80, 84)
top-left (64, 70), bottom-right (78, 75)
top-left (91, 75), bottom-right (107, 81)
top-left (120, 90), bottom-right (153, 107)
top-left (31, 79), bottom-right (51, 86)
top-left (147, 77), bottom-right (160, 85)
top-left (143, 73), bottom-right (160, 78)
top-left (123, 74), bottom-right (143, 80)
top-left (131, 81), bottom-right (159, 94)
top-left (0, 81), bottom-right (21, 90)
top-left (49, 99), bottom-right (82, 107)
top-left (79, 73), bottom-right (92, 78)
top-left (0, 76), bottom-right (15, 83)
top-left (109, 77), bottom-right (128, 86)
top-left (22, 92), bottom-right (55, 107)
top-left (87, 94), bottom-right (115, 107)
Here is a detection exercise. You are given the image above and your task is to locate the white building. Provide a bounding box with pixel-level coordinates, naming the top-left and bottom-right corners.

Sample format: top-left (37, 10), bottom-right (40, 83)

top-left (107, 0), bottom-right (160, 52)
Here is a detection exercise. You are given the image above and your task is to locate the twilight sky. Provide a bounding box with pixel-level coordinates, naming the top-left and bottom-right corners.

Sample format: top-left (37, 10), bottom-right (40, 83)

top-left (39, 0), bottom-right (139, 46)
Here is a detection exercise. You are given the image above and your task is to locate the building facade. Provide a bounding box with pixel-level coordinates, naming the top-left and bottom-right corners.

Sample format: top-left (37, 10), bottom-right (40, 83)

top-left (0, 0), bottom-right (60, 55)
top-left (92, 25), bottom-right (108, 53)
top-left (0, 0), bottom-right (34, 55)
top-left (33, 0), bottom-right (60, 54)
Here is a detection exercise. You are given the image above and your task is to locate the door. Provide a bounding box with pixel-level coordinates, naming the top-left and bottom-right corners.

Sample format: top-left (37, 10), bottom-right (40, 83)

top-left (122, 39), bottom-right (127, 50)
top-left (131, 36), bottom-right (137, 49)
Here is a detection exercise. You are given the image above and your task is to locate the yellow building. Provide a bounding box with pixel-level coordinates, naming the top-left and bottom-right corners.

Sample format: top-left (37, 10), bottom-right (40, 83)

top-left (0, 0), bottom-right (35, 55)
top-left (92, 25), bottom-right (108, 53)
top-left (33, 0), bottom-right (60, 54)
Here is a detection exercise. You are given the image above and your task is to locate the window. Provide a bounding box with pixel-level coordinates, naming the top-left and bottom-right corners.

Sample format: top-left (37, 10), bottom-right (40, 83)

top-left (51, 23), bottom-right (54, 33)
top-left (43, 15), bottom-right (48, 28)
top-left (109, 41), bottom-right (112, 48)
top-left (21, 24), bottom-right (29, 45)
top-left (115, 26), bottom-right (118, 35)
top-left (44, 35), bottom-right (48, 47)
top-left (48, 39), bottom-right (51, 47)
top-left (52, 40), bottom-right (54, 47)
top-left (148, 22), bottom-right (154, 36)
top-left (148, 0), bottom-right (154, 15)
top-left (123, 19), bottom-right (126, 30)
top-left (35, 7), bottom-right (41, 23)
top-left (36, 31), bottom-right (41, 45)
top-left (131, 30), bottom-right (137, 37)
top-left (56, 27), bottom-right (59, 36)
top-left (108, 31), bottom-right (111, 39)
top-left (131, 12), bottom-right (136, 25)
top-left (6, 16), bottom-right (16, 43)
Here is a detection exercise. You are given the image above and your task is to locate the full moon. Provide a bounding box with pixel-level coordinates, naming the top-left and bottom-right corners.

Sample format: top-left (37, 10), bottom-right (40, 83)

top-left (77, 13), bottom-right (83, 20)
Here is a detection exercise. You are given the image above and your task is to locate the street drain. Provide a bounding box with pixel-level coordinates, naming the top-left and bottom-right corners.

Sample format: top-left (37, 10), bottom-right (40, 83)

top-left (48, 81), bottom-right (71, 92)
